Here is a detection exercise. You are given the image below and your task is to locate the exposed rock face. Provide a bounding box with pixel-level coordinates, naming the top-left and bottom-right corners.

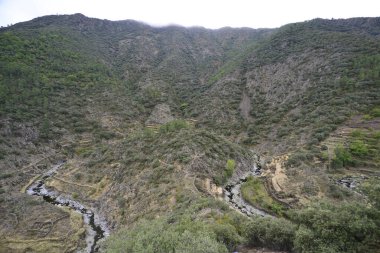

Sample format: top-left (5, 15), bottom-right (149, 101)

top-left (145, 103), bottom-right (174, 125)
top-left (204, 178), bottom-right (223, 198)
top-left (268, 156), bottom-right (289, 193)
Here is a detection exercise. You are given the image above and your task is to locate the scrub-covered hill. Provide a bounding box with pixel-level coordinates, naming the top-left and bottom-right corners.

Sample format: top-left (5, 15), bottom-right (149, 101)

top-left (0, 14), bottom-right (379, 252)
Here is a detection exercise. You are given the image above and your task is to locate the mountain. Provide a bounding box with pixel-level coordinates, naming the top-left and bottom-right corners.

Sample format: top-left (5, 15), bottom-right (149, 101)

top-left (0, 14), bottom-right (379, 252)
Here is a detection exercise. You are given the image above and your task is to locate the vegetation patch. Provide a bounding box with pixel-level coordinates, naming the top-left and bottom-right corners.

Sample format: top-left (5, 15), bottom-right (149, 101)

top-left (241, 176), bottom-right (284, 215)
top-left (331, 128), bottom-right (380, 170)
top-left (214, 159), bottom-right (236, 185)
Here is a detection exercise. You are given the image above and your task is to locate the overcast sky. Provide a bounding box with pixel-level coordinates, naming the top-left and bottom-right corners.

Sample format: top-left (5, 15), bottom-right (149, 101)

top-left (0, 0), bottom-right (379, 29)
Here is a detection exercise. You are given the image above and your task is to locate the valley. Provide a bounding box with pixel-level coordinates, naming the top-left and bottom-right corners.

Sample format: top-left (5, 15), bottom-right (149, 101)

top-left (0, 14), bottom-right (379, 252)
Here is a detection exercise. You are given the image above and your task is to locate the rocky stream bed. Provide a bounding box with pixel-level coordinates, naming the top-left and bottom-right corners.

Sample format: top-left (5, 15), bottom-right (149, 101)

top-left (26, 162), bottom-right (109, 253)
top-left (224, 164), bottom-right (273, 217)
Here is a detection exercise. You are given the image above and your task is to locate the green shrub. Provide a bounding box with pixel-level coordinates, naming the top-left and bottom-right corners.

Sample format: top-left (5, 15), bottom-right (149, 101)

top-left (159, 120), bottom-right (189, 134)
top-left (142, 128), bottom-right (156, 139)
top-left (349, 140), bottom-right (368, 157)
top-left (211, 223), bottom-right (242, 251)
top-left (350, 130), bottom-right (364, 138)
top-left (214, 159), bottom-right (236, 186)
top-left (361, 178), bottom-right (380, 209)
top-left (370, 107), bottom-right (380, 117)
top-left (363, 114), bottom-right (372, 120)
top-left (326, 184), bottom-right (352, 199)
top-left (241, 176), bottom-right (284, 215)
top-left (244, 217), bottom-right (296, 251)
top-left (180, 103), bottom-right (188, 111)
top-left (104, 217), bottom-right (229, 253)
top-left (363, 107), bottom-right (380, 120)
top-left (331, 145), bottom-right (353, 169)
top-left (225, 159), bottom-right (235, 178)
top-left (286, 150), bottom-right (313, 167)
top-left (291, 201), bottom-right (379, 253)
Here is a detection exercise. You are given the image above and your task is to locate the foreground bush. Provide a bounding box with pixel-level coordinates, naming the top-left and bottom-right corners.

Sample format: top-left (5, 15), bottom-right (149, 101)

top-left (290, 201), bottom-right (380, 253)
top-left (244, 217), bottom-right (296, 251)
top-left (243, 199), bottom-right (379, 253)
top-left (104, 217), bottom-right (230, 253)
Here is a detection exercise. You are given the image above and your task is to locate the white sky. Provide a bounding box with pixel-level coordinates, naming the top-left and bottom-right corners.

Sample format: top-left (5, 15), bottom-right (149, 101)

top-left (0, 0), bottom-right (379, 29)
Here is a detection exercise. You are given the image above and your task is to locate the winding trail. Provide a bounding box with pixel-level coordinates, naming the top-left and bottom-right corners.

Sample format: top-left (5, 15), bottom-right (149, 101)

top-left (26, 161), bottom-right (109, 253)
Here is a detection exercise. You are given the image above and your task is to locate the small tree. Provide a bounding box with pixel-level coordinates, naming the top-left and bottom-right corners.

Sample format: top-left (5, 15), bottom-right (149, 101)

top-left (225, 159), bottom-right (236, 178)
top-left (331, 145), bottom-right (352, 169)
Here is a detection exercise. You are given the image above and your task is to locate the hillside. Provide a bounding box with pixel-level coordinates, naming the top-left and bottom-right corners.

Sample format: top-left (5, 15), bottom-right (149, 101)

top-left (0, 14), bottom-right (379, 253)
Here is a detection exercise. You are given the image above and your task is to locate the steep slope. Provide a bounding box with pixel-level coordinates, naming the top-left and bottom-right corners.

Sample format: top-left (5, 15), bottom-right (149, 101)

top-left (0, 14), bottom-right (379, 253)
top-left (198, 18), bottom-right (380, 152)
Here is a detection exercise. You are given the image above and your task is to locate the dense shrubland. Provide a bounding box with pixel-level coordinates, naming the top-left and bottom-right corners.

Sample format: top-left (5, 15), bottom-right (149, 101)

top-left (105, 198), bottom-right (380, 253)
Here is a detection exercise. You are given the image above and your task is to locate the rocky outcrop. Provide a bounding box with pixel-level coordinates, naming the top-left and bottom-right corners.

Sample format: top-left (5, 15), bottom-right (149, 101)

top-left (145, 103), bottom-right (174, 125)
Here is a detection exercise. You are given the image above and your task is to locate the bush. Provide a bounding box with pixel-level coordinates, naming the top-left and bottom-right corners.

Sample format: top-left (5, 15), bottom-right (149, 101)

top-left (326, 184), bottom-right (352, 199)
top-left (349, 140), bottom-right (368, 157)
top-left (104, 217), bottom-right (229, 253)
top-left (331, 145), bottom-right (353, 169)
top-left (370, 107), bottom-right (380, 117)
top-left (159, 120), bottom-right (189, 134)
top-left (211, 223), bottom-right (242, 251)
top-left (350, 130), bottom-right (364, 138)
top-left (286, 150), bottom-right (313, 167)
top-left (364, 107), bottom-right (380, 120)
top-left (290, 201), bottom-right (379, 253)
top-left (361, 178), bottom-right (380, 210)
top-left (225, 159), bottom-right (235, 178)
top-left (214, 159), bottom-right (236, 186)
top-left (244, 217), bottom-right (296, 251)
